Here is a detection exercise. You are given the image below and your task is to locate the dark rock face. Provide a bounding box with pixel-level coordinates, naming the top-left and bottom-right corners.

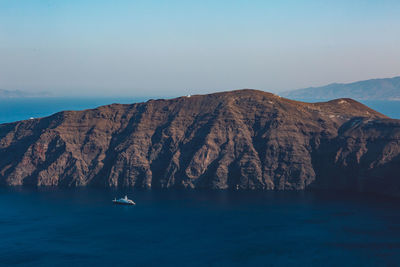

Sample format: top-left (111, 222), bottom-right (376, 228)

top-left (312, 118), bottom-right (400, 196)
top-left (0, 90), bottom-right (399, 196)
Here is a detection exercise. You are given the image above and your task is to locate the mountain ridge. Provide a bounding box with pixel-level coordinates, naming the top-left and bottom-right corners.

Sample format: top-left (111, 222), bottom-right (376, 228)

top-left (0, 88), bottom-right (51, 98)
top-left (0, 89), bottom-right (399, 196)
top-left (280, 76), bottom-right (400, 100)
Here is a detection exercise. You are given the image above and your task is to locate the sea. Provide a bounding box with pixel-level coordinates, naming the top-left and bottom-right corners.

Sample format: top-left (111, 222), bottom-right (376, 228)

top-left (1, 97), bottom-right (400, 266)
top-left (1, 188), bottom-right (400, 266)
top-left (0, 97), bottom-right (150, 124)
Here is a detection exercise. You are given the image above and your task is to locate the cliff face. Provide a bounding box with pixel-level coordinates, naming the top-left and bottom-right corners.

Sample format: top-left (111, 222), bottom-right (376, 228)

top-left (1, 90), bottom-right (399, 196)
top-left (312, 118), bottom-right (400, 196)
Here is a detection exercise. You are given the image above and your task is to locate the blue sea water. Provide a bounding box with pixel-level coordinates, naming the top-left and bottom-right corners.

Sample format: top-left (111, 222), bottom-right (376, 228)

top-left (360, 100), bottom-right (400, 119)
top-left (0, 97), bottom-right (150, 124)
top-left (1, 189), bottom-right (400, 266)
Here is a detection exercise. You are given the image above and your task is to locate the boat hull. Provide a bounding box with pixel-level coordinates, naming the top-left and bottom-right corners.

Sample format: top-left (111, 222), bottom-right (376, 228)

top-left (112, 201), bottom-right (135, 205)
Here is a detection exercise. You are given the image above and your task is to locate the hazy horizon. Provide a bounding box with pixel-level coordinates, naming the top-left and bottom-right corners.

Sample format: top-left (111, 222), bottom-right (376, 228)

top-left (1, 0), bottom-right (400, 97)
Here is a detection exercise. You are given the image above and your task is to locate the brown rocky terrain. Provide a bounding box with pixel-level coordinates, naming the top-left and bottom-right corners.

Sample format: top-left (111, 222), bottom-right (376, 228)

top-left (1, 89), bottom-right (399, 196)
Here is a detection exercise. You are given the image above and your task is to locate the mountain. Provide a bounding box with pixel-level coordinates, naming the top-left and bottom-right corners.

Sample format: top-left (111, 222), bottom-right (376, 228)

top-left (280, 76), bottom-right (400, 100)
top-left (0, 89), bottom-right (51, 98)
top-left (0, 89), bottom-right (399, 196)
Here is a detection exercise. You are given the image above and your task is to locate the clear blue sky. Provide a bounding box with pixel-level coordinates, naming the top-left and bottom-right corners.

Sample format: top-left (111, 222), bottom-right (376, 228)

top-left (1, 0), bottom-right (399, 97)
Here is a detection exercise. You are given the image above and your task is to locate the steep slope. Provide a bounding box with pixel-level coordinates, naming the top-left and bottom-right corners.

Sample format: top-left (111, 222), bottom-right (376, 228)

top-left (0, 89), bottom-right (399, 196)
top-left (313, 118), bottom-right (400, 196)
top-left (280, 76), bottom-right (400, 100)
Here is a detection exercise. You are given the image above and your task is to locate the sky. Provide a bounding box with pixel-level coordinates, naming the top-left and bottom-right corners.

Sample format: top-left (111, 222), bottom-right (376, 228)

top-left (0, 0), bottom-right (400, 97)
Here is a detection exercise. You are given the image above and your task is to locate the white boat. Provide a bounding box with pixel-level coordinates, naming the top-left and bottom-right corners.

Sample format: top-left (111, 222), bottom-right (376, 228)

top-left (112, 195), bottom-right (135, 205)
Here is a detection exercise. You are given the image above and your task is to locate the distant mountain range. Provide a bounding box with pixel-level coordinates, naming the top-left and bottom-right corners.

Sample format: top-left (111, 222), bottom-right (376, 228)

top-left (0, 89), bottom-right (51, 98)
top-left (280, 76), bottom-right (400, 101)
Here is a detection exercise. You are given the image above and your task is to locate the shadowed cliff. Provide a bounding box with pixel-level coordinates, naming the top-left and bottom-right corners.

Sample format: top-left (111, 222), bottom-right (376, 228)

top-left (1, 89), bottom-right (399, 196)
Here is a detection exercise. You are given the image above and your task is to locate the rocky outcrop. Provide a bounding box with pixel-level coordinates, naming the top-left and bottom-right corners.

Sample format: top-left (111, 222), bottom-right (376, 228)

top-left (0, 89), bottom-right (399, 196)
top-left (312, 118), bottom-right (400, 196)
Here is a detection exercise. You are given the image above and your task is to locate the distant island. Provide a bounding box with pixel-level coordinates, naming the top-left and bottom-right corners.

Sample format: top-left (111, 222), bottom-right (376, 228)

top-left (280, 76), bottom-right (400, 101)
top-left (0, 89), bottom-right (51, 98)
top-left (0, 89), bottom-right (399, 197)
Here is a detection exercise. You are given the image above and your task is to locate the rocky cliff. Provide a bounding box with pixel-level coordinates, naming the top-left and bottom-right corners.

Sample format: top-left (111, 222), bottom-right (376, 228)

top-left (1, 90), bottom-right (399, 196)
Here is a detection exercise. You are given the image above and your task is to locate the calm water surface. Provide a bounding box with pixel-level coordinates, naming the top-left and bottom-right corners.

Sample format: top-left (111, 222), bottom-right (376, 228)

top-left (0, 97), bottom-right (150, 124)
top-left (1, 189), bottom-right (400, 266)
top-left (360, 100), bottom-right (400, 119)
